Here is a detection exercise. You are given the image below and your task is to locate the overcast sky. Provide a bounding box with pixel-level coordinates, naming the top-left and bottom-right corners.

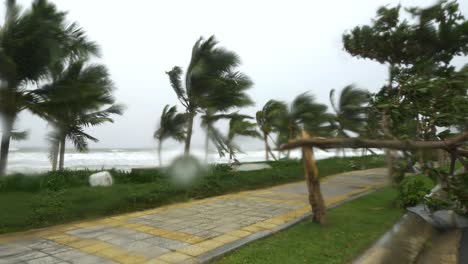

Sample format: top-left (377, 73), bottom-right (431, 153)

top-left (5, 0), bottom-right (468, 149)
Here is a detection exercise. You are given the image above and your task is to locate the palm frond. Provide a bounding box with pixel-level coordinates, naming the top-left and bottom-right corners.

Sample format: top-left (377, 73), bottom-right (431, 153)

top-left (10, 130), bottom-right (28, 141)
top-left (155, 104), bottom-right (188, 142)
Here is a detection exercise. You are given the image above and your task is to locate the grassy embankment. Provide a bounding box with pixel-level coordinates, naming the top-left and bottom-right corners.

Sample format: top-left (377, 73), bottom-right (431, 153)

top-left (217, 188), bottom-right (402, 264)
top-left (0, 155), bottom-right (384, 234)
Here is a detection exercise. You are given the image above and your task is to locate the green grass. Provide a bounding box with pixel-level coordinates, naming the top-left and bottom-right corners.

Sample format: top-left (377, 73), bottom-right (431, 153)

top-left (0, 155), bottom-right (384, 234)
top-left (216, 188), bottom-right (402, 264)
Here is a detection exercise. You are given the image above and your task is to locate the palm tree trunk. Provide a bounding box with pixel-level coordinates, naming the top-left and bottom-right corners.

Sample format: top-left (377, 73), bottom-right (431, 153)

top-left (268, 146), bottom-right (277, 161)
top-left (51, 142), bottom-right (59, 171)
top-left (204, 128), bottom-right (209, 162)
top-left (58, 136), bottom-right (66, 171)
top-left (184, 112), bottom-right (195, 155)
top-left (157, 140), bottom-right (162, 166)
top-left (263, 133), bottom-right (269, 161)
top-left (0, 119), bottom-right (13, 176)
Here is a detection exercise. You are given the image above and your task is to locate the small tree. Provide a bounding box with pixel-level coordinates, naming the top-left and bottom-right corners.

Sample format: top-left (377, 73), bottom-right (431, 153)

top-left (256, 100), bottom-right (287, 161)
top-left (329, 85), bottom-right (370, 156)
top-left (154, 105), bottom-right (187, 166)
top-left (277, 92), bottom-right (333, 158)
top-left (226, 114), bottom-right (261, 160)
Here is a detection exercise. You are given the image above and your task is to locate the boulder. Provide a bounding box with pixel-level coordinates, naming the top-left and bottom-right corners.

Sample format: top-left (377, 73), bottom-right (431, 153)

top-left (89, 171), bottom-right (113, 187)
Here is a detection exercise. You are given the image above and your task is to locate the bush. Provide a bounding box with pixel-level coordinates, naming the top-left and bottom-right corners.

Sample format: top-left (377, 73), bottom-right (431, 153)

top-left (119, 169), bottom-right (165, 184)
top-left (397, 175), bottom-right (435, 207)
top-left (30, 190), bottom-right (67, 227)
top-left (0, 174), bottom-right (42, 192)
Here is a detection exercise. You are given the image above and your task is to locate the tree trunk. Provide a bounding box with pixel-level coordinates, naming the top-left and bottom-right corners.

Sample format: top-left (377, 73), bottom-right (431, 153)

top-left (157, 140), bottom-right (162, 166)
top-left (268, 147), bottom-right (277, 161)
top-left (383, 64), bottom-right (396, 181)
top-left (51, 142), bottom-right (59, 171)
top-left (184, 112), bottom-right (195, 155)
top-left (58, 136), bottom-right (66, 171)
top-left (301, 131), bottom-right (327, 225)
top-left (263, 133), bottom-right (269, 161)
top-left (204, 128), bottom-right (209, 162)
top-left (0, 119), bottom-right (13, 176)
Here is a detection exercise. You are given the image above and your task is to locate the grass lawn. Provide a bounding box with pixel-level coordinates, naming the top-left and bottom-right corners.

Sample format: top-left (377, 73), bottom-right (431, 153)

top-left (0, 155), bottom-right (384, 234)
top-left (217, 188), bottom-right (402, 264)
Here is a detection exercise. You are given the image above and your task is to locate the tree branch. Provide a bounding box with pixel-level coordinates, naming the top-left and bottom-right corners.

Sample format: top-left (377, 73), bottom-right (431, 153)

top-left (277, 132), bottom-right (468, 151)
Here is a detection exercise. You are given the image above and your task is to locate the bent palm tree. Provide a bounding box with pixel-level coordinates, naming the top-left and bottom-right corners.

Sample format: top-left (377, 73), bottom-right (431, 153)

top-left (36, 60), bottom-right (122, 170)
top-left (200, 109), bottom-right (232, 161)
top-left (256, 100), bottom-right (287, 161)
top-left (278, 92), bottom-right (333, 157)
top-left (0, 0), bottom-right (98, 175)
top-left (329, 85), bottom-right (370, 137)
top-left (166, 35), bottom-right (252, 155)
top-left (154, 105), bottom-right (187, 166)
top-left (329, 85), bottom-right (370, 156)
top-left (226, 114), bottom-right (261, 160)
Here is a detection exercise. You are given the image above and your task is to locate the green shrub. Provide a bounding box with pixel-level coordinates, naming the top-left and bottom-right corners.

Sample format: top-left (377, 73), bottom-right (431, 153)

top-left (121, 169), bottom-right (165, 184)
top-left (30, 190), bottom-right (67, 227)
top-left (397, 175), bottom-right (435, 207)
top-left (40, 172), bottom-right (68, 191)
top-left (0, 174), bottom-right (42, 192)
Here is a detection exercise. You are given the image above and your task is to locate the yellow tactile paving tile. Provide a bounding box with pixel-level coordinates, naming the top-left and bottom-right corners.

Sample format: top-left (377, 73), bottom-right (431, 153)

top-left (238, 195), bottom-right (307, 205)
top-left (225, 230), bottom-right (252, 238)
top-left (104, 221), bottom-right (206, 244)
top-left (176, 244), bottom-right (210, 256)
top-left (157, 252), bottom-right (193, 263)
top-left (114, 254), bottom-right (149, 264)
top-left (212, 234), bottom-right (239, 244)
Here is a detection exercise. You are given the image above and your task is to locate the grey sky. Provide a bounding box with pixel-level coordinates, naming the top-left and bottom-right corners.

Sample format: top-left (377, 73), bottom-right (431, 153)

top-left (5, 0), bottom-right (468, 149)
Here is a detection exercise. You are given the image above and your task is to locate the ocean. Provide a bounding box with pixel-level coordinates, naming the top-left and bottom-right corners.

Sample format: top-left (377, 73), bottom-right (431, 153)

top-left (6, 147), bottom-right (372, 174)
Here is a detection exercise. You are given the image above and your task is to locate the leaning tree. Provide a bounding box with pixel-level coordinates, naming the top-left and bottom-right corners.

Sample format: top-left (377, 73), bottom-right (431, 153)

top-left (166, 36), bottom-right (253, 155)
top-left (0, 0), bottom-right (99, 175)
top-left (154, 105), bottom-right (187, 166)
top-left (256, 100), bottom-right (287, 161)
top-left (35, 60), bottom-right (123, 171)
top-left (226, 114), bottom-right (261, 160)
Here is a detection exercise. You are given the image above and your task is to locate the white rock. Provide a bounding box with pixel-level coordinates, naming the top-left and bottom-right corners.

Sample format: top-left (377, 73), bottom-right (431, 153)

top-left (89, 171), bottom-right (113, 187)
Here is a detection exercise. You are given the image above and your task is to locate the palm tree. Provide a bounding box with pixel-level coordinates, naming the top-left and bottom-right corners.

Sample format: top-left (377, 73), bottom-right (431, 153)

top-left (200, 109), bottom-right (231, 161)
top-left (256, 100), bottom-right (287, 161)
top-left (0, 0), bottom-right (98, 175)
top-left (329, 85), bottom-right (370, 156)
top-left (166, 35), bottom-right (253, 155)
top-left (36, 60), bottom-right (122, 170)
top-left (154, 105), bottom-right (187, 166)
top-left (329, 85), bottom-right (370, 137)
top-left (226, 114), bottom-right (261, 160)
top-left (279, 92), bottom-right (333, 157)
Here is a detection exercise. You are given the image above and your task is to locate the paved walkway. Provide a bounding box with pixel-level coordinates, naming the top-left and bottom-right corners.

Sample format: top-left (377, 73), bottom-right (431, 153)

top-left (0, 168), bottom-right (387, 264)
